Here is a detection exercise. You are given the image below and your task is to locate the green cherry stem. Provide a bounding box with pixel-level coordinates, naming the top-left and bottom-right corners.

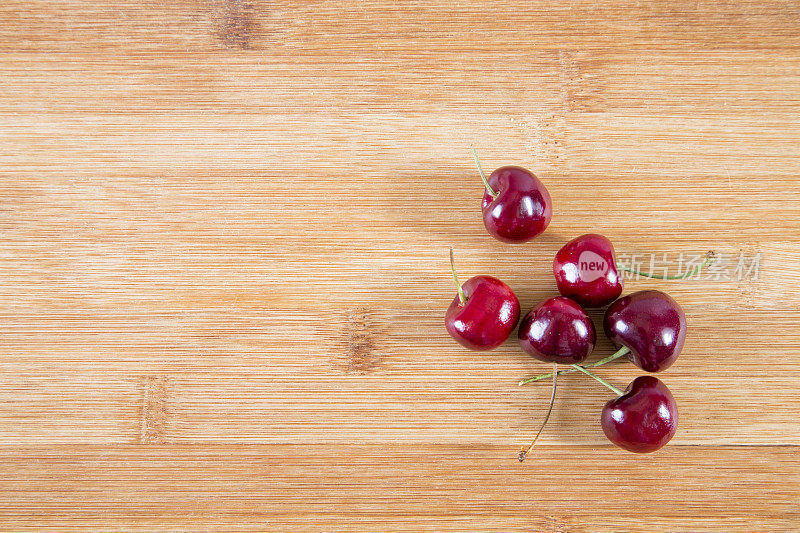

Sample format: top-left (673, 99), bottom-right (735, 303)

top-left (518, 346), bottom-right (630, 386)
top-left (471, 144), bottom-right (498, 199)
top-left (570, 365), bottom-right (624, 396)
top-left (616, 250), bottom-right (716, 280)
top-left (449, 248), bottom-right (466, 305)
top-left (519, 361), bottom-right (558, 462)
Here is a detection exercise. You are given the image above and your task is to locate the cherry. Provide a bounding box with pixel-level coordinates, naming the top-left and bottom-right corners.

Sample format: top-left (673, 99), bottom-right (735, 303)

top-left (603, 290), bottom-right (686, 372)
top-left (516, 297), bottom-right (594, 461)
top-left (445, 249), bottom-right (520, 350)
top-left (518, 296), bottom-right (595, 364)
top-left (553, 233), bottom-right (622, 308)
top-left (472, 147), bottom-right (552, 243)
top-left (600, 376), bottom-right (678, 453)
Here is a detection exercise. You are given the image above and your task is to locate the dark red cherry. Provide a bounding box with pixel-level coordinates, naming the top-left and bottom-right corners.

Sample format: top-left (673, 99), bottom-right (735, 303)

top-left (518, 296), bottom-right (595, 364)
top-left (603, 290), bottom-right (686, 372)
top-left (446, 275), bottom-right (520, 351)
top-left (553, 234), bottom-right (622, 308)
top-left (480, 166), bottom-right (552, 244)
top-left (601, 376), bottom-right (678, 453)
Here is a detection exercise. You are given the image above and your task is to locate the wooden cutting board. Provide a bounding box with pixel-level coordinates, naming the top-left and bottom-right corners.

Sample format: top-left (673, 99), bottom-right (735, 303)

top-left (1, 1), bottom-right (798, 531)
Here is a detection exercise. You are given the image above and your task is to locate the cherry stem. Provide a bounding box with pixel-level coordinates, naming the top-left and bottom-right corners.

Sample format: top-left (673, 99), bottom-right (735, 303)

top-left (519, 362), bottom-right (558, 462)
top-left (570, 365), bottom-right (624, 396)
top-left (616, 251), bottom-right (716, 280)
top-left (471, 144), bottom-right (498, 199)
top-left (518, 346), bottom-right (630, 386)
top-left (449, 248), bottom-right (466, 305)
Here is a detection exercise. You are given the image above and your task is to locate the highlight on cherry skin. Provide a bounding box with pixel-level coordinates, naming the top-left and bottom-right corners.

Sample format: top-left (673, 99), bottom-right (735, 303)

top-left (600, 375), bottom-right (678, 453)
top-left (554, 233), bottom-right (716, 308)
top-left (518, 296), bottom-right (596, 364)
top-left (472, 146), bottom-right (552, 244)
top-left (444, 248), bottom-right (520, 351)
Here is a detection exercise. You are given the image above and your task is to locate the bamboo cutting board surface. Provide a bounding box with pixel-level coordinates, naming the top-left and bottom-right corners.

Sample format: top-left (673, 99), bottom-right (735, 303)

top-left (1, 1), bottom-right (799, 531)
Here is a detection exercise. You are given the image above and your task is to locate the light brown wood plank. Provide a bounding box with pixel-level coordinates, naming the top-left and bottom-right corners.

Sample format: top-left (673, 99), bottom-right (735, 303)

top-left (0, 445), bottom-right (796, 532)
top-left (0, 308), bottom-right (797, 445)
top-left (2, 1), bottom-right (799, 53)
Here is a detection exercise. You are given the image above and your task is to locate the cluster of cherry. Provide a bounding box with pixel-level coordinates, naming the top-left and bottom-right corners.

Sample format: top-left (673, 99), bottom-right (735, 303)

top-left (446, 149), bottom-right (712, 460)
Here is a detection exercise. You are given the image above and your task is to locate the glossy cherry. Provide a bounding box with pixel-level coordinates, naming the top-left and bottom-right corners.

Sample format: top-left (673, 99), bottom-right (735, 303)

top-left (445, 250), bottom-right (520, 350)
top-left (601, 376), bottom-right (678, 453)
top-left (603, 290), bottom-right (686, 372)
top-left (518, 296), bottom-right (595, 364)
top-left (473, 148), bottom-right (552, 243)
top-left (554, 233), bottom-right (622, 308)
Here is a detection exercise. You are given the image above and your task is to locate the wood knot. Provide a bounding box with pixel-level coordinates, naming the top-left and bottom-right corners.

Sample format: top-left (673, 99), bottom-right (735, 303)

top-left (139, 376), bottom-right (169, 444)
top-left (557, 49), bottom-right (603, 113)
top-left (334, 308), bottom-right (387, 375)
top-left (545, 516), bottom-right (568, 533)
top-left (213, 0), bottom-right (258, 50)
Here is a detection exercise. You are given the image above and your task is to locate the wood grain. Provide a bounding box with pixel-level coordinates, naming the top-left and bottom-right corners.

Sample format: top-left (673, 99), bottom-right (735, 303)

top-left (1, 445), bottom-right (798, 532)
top-left (1, 0), bottom-right (799, 530)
